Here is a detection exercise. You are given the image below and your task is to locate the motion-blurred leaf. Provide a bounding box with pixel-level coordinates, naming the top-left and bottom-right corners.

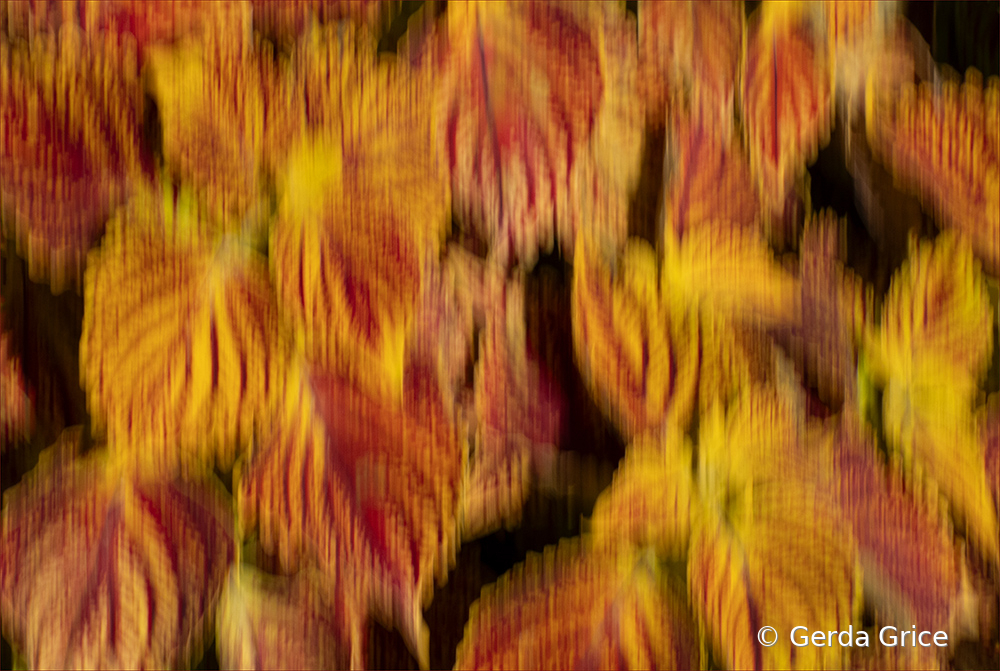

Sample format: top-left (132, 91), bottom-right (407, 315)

top-left (741, 3), bottom-right (834, 214)
top-left (215, 565), bottom-right (362, 670)
top-left (272, 25), bottom-right (449, 402)
top-left (0, 428), bottom-right (236, 669)
top-left (147, 16), bottom-right (302, 228)
top-left (454, 540), bottom-right (699, 670)
top-left (0, 27), bottom-right (142, 292)
top-left (869, 233), bottom-right (998, 562)
top-left (867, 69), bottom-right (1000, 273)
top-left (571, 234), bottom-right (698, 440)
top-left (80, 219), bottom-right (285, 471)
top-left (237, 364), bottom-right (462, 669)
top-left (688, 478), bottom-right (858, 671)
top-left (828, 412), bottom-right (961, 670)
top-left (590, 430), bottom-right (695, 560)
top-left (440, 1), bottom-right (641, 265)
top-left (638, 0), bottom-right (742, 127)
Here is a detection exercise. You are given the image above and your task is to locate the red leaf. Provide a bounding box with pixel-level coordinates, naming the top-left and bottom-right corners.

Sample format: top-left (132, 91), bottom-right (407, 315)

top-left (0, 31), bottom-right (142, 292)
top-left (663, 119), bottom-right (759, 239)
top-left (237, 365), bottom-right (463, 668)
top-left (80, 220), bottom-right (285, 471)
top-left (638, 0), bottom-right (742, 126)
top-left (441, 1), bottom-right (639, 265)
top-left (0, 429), bottom-right (236, 669)
top-left (741, 5), bottom-right (834, 214)
top-left (465, 262), bottom-right (566, 538)
top-left (829, 414), bottom-right (962, 668)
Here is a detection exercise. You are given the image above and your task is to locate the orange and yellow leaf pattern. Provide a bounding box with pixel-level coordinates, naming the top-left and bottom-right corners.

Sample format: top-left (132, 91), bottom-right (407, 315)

top-left (454, 540), bottom-right (699, 671)
top-left (741, 2), bottom-right (834, 214)
top-left (0, 429), bottom-right (236, 669)
top-left (80, 216), bottom-right (285, 472)
top-left (867, 69), bottom-right (1000, 273)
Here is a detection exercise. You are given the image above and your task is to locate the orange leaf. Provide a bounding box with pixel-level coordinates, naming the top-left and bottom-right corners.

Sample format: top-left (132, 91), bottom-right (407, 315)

top-left (80, 218), bottom-right (285, 471)
top-left (272, 26), bottom-right (449, 401)
top-left (454, 540), bottom-right (699, 670)
top-left (663, 119), bottom-right (760, 238)
top-left (0, 428), bottom-right (236, 669)
top-left (215, 565), bottom-right (363, 670)
top-left (441, 1), bottom-right (640, 265)
top-left (147, 19), bottom-right (303, 228)
top-left (571, 234), bottom-right (698, 440)
top-left (237, 365), bottom-right (463, 669)
top-left (0, 28), bottom-right (142, 292)
top-left (0, 297), bottom-right (32, 453)
top-left (741, 4), bottom-right (834, 214)
top-left (866, 69), bottom-right (1000, 273)
top-left (638, 0), bottom-right (742, 126)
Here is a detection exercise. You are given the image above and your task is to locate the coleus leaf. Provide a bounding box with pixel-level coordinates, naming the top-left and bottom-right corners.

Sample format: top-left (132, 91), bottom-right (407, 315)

top-left (687, 475), bottom-right (859, 671)
top-left (80, 215), bottom-right (285, 471)
top-left (867, 233), bottom-right (998, 562)
top-left (740, 2), bottom-right (834, 215)
top-left (827, 411), bottom-right (962, 670)
top-left (657, 116), bottom-right (800, 328)
top-left (589, 429), bottom-right (695, 560)
top-left (866, 68), bottom-right (1000, 273)
top-left (0, 428), bottom-right (236, 669)
top-left (440, 1), bottom-right (641, 266)
top-left (237, 363), bottom-right (463, 669)
top-left (0, 26), bottom-right (142, 293)
top-left (788, 211), bottom-right (872, 407)
top-left (272, 25), bottom-right (450, 402)
top-left (147, 19), bottom-right (303, 228)
top-left (0, 297), bottom-right (32, 453)
top-left (692, 385), bottom-right (858, 670)
top-left (453, 539), bottom-right (700, 670)
top-left (661, 219), bottom-right (801, 328)
top-left (663, 119), bottom-right (760, 239)
top-left (638, 0), bottom-right (743, 127)
top-left (215, 565), bottom-right (362, 670)
top-left (571, 234), bottom-right (699, 441)
top-left (696, 307), bottom-right (776, 414)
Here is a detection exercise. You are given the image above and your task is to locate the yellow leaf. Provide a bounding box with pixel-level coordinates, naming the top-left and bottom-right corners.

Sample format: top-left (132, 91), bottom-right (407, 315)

top-left (662, 222), bottom-right (800, 328)
top-left (688, 477), bottom-right (860, 671)
top-left (867, 233), bottom-right (997, 562)
top-left (590, 429), bottom-right (696, 560)
top-left (80, 217), bottom-right (285, 472)
top-left (571, 233), bottom-right (698, 440)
